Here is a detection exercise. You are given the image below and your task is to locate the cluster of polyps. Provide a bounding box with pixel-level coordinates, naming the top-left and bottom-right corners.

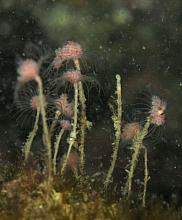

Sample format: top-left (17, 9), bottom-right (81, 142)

top-left (14, 41), bottom-right (87, 181)
top-left (53, 41), bottom-right (88, 177)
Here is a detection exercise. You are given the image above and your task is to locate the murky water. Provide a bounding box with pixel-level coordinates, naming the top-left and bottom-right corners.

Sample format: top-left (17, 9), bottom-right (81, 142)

top-left (0, 1), bottom-right (182, 219)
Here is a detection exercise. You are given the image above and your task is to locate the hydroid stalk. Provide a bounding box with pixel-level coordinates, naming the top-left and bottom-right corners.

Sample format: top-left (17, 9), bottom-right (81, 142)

top-left (104, 74), bottom-right (122, 189)
top-left (35, 75), bottom-right (52, 183)
top-left (142, 146), bottom-right (150, 207)
top-left (74, 58), bottom-right (87, 175)
top-left (23, 107), bottom-right (40, 161)
top-left (53, 128), bottom-right (65, 175)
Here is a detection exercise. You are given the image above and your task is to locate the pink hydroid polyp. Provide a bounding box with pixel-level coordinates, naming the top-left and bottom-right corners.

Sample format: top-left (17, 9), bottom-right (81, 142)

top-left (58, 41), bottom-right (82, 60)
top-left (17, 59), bottom-right (39, 82)
top-left (121, 122), bottom-right (142, 142)
top-left (55, 94), bottom-right (73, 118)
top-left (30, 96), bottom-right (40, 110)
top-left (53, 41), bottom-right (83, 69)
top-left (150, 96), bottom-right (166, 126)
top-left (62, 70), bottom-right (82, 84)
top-left (60, 120), bottom-right (71, 130)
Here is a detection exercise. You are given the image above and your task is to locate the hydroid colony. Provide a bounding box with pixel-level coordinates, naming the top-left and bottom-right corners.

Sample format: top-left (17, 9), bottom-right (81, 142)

top-left (14, 41), bottom-right (166, 205)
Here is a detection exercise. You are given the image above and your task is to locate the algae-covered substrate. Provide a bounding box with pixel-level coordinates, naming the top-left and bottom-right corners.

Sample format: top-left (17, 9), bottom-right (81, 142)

top-left (0, 172), bottom-right (181, 220)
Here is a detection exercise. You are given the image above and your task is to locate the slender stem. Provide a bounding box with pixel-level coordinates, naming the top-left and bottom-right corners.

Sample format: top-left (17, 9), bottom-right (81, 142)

top-left (53, 128), bottom-right (65, 175)
top-left (74, 59), bottom-right (87, 175)
top-left (61, 83), bottom-right (78, 175)
top-left (124, 141), bottom-right (141, 198)
top-left (142, 146), bottom-right (150, 207)
top-left (35, 76), bottom-right (52, 183)
top-left (24, 107), bottom-right (40, 161)
top-left (104, 74), bottom-right (122, 189)
top-left (78, 81), bottom-right (86, 175)
top-left (74, 58), bottom-right (87, 175)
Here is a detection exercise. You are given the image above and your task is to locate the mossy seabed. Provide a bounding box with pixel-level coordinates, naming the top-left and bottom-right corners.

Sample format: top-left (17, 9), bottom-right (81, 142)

top-left (0, 168), bottom-right (181, 220)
